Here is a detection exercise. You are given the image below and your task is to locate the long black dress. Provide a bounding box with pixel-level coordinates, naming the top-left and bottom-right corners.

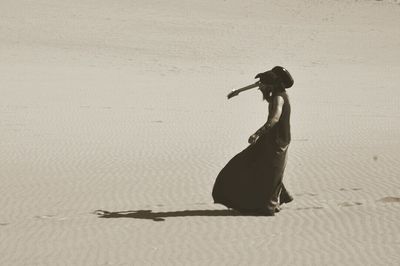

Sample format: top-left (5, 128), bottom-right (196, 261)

top-left (212, 91), bottom-right (291, 215)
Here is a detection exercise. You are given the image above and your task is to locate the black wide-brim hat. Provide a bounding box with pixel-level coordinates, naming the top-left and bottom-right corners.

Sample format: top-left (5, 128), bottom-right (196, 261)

top-left (255, 66), bottom-right (294, 88)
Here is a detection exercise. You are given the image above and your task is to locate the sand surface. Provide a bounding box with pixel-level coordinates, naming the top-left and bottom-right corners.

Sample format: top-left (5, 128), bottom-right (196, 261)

top-left (1, 0), bottom-right (400, 265)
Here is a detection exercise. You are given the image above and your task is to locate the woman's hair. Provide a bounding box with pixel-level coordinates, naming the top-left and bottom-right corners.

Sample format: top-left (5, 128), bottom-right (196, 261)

top-left (259, 71), bottom-right (285, 101)
top-left (261, 89), bottom-right (272, 102)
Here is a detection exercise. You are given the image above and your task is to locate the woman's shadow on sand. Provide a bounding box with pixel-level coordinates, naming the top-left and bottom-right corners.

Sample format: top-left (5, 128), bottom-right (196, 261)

top-left (94, 209), bottom-right (243, 222)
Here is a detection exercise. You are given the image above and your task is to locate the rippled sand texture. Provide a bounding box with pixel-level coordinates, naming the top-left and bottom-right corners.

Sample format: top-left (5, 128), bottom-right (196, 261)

top-left (1, 0), bottom-right (400, 265)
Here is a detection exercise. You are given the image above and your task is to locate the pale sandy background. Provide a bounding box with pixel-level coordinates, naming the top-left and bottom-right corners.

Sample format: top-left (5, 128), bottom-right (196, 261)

top-left (1, 0), bottom-right (400, 265)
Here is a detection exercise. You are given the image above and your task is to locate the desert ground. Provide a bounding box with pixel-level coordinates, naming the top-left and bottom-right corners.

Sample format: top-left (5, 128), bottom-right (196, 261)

top-left (1, 0), bottom-right (400, 265)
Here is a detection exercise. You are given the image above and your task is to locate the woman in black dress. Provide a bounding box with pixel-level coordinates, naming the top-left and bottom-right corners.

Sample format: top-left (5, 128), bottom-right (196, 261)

top-left (212, 66), bottom-right (294, 216)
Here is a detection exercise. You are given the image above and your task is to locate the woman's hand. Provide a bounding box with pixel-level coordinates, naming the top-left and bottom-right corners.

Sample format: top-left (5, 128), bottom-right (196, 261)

top-left (248, 133), bottom-right (260, 145)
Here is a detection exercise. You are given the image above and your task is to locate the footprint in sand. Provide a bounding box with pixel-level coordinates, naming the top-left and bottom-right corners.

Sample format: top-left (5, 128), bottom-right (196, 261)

top-left (339, 188), bottom-right (362, 191)
top-left (338, 202), bottom-right (363, 207)
top-left (377, 197), bottom-right (400, 203)
top-left (295, 206), bottom-right (324, 210)
top-left (294, 192), bottom-right (318, 197)
top-left (34, 215), bottom-right (67, 221)
top-left (0, 223), bottom-right (9, 226)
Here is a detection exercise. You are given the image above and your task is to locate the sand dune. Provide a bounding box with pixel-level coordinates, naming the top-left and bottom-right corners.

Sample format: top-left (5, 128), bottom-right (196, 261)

top-left (1, 0), bottom-right (400, 265)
